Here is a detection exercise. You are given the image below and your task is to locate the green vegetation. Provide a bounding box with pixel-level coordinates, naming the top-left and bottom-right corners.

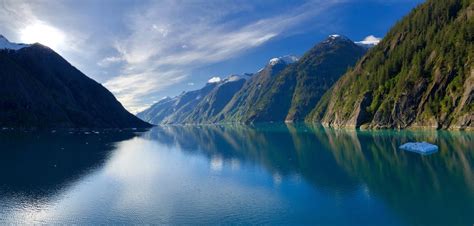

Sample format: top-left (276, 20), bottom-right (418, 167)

top-left (312, 0), bottom-right (473, 130)
top-left (217, 61), bottom-right (289, 122)
top-left (244, 36), bottom-right (366, 123)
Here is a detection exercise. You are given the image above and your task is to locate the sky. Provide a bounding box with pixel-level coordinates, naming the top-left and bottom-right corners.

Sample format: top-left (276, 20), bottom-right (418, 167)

top-left (0, 0), bottom-right (424, 113)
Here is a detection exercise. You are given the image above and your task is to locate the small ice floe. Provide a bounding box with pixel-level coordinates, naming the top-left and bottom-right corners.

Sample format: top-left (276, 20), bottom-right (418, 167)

top-left (84, 132), bottom-right (90, 135)
top-left (399, 142), bottom-right (438, 155)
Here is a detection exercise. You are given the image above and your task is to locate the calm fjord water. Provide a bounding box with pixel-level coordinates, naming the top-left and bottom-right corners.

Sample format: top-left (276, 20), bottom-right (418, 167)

top-left (0, 124), bottom-right (473, 225)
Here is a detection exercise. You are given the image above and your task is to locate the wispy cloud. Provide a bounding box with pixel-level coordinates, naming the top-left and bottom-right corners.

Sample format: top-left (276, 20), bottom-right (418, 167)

top-left (98, 56), bottom-right (124, 67)
top-left (103, 0), bottom-right (343, 113)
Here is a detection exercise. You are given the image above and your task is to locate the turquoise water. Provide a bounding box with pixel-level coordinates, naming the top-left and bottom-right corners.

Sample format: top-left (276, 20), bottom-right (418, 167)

top-left (0, 124), bottom-right (473, 225)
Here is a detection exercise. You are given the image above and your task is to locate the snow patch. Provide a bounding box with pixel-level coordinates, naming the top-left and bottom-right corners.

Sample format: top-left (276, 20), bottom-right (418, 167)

top-left (227, 75), bottom-right (244, 82)
top-left (331, 34), bottom-right (351, 40)
top-left (324, 34), bottom-right (352, 43)
top-left (222, 74), bottom-right (252, 83)
top-left (268, 55), bottom-right (299, 66)
top-left (207, 76), bottom-right (222, 83)
top-left (0, 35), bottom-right (30, 50)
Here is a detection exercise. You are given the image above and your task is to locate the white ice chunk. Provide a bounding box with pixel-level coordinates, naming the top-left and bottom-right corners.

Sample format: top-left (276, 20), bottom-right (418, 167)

top-left (399, 142), bottom-right (438, 155)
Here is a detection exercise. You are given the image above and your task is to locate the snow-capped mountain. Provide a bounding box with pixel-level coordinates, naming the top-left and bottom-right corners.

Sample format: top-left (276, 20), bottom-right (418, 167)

top-left (268, 55), bottom-right (299, 66)
top-left (220, 33), bottom-right (368, 123)
top-left (224, 73), bottom-right (252, 82)
top-left (207, 73), bottom-right (253, 85)
top-left (324, 34), bottom-right (352, 43)
top-left (0, 35), bottom-right (30, 50)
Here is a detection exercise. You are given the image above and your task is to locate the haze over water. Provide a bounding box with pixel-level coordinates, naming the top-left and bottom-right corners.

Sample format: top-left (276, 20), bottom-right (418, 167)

top-left (0, 124), bottom-right (472, 225)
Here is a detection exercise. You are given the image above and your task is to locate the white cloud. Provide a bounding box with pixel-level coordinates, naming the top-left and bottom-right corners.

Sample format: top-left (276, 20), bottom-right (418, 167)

top-left (105, 70), bottom-right (186, 113)
top-left (357, 35), bottom-right (381, 45)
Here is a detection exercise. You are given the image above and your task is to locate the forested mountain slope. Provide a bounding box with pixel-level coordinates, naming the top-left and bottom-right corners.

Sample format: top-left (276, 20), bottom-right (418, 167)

top-left (244, 35), bottom-right (366, 123)
top-left (310, 0), bottom-right (473, 130)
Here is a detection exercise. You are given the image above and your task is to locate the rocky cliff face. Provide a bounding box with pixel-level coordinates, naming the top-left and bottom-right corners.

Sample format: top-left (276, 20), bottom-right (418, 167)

top-left (311, 0), bottom-right (473, 130)
top-left (0, 40), bottom-right (150, 128)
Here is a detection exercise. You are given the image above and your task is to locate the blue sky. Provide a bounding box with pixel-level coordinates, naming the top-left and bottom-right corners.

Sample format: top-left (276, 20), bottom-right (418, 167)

top-left (0, 0), bottom-right (424, 113)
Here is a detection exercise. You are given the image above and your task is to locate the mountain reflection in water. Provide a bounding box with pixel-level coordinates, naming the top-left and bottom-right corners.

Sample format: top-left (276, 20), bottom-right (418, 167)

top-left (0, 124), bottom-right (472, 225)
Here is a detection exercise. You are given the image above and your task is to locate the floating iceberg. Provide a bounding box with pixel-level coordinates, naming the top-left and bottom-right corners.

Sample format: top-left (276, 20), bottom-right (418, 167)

top-left (399, 142), bottom-right (438, 155)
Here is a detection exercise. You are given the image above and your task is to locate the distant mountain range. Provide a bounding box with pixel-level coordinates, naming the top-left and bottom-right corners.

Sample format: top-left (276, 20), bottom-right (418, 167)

top-left (0, 35), bottom-right (150, 128)
top-left (138, 35), bottom-right (367, 124)
top-left (137, 73), bottom-right (254, 124)
top-left (138, 0), bottom-right (473, 130)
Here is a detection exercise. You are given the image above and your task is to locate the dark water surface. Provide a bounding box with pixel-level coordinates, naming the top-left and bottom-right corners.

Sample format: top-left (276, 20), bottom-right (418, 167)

top-left (0, 124), bottom-right (472, 225)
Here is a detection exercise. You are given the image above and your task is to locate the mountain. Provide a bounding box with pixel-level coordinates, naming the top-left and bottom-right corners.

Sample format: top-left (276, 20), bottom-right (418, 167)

top-left (0, 36), bottom-right (150, 128)
top-left (240, 35), bottom-right (367, 123)
top-left (310, 0), bottom-right (473, 130)
top-left (183, 74), bottom-right (251, 123)
top-left (158, 81), bottom-right (218, 124)
top-left (137, 74), bottom-right (251, 124)
top-left (138, 35), bottom-right (367, 125)
top-left (135, 97), bottom-right (177, 125)
top-left (0, 35), bottom-right (30, 50)
top-left (216, 56), bottom-right (298, 122)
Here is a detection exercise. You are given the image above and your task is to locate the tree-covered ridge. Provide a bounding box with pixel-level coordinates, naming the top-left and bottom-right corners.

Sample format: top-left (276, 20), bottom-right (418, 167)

top-left (311, 0), bottom-right (473, 130)
top-left (216, 60), bottom-right (289, 122)
top-left (244, 36), bottom-right (366, 123)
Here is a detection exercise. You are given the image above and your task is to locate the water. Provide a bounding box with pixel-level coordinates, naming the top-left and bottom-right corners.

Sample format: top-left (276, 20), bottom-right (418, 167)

top-left (0, 124), bottom-right (472, 225)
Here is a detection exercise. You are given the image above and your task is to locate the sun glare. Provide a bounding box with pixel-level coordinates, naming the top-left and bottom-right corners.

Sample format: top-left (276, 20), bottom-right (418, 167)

top-left (19, 21), bottom-right (65, 50)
